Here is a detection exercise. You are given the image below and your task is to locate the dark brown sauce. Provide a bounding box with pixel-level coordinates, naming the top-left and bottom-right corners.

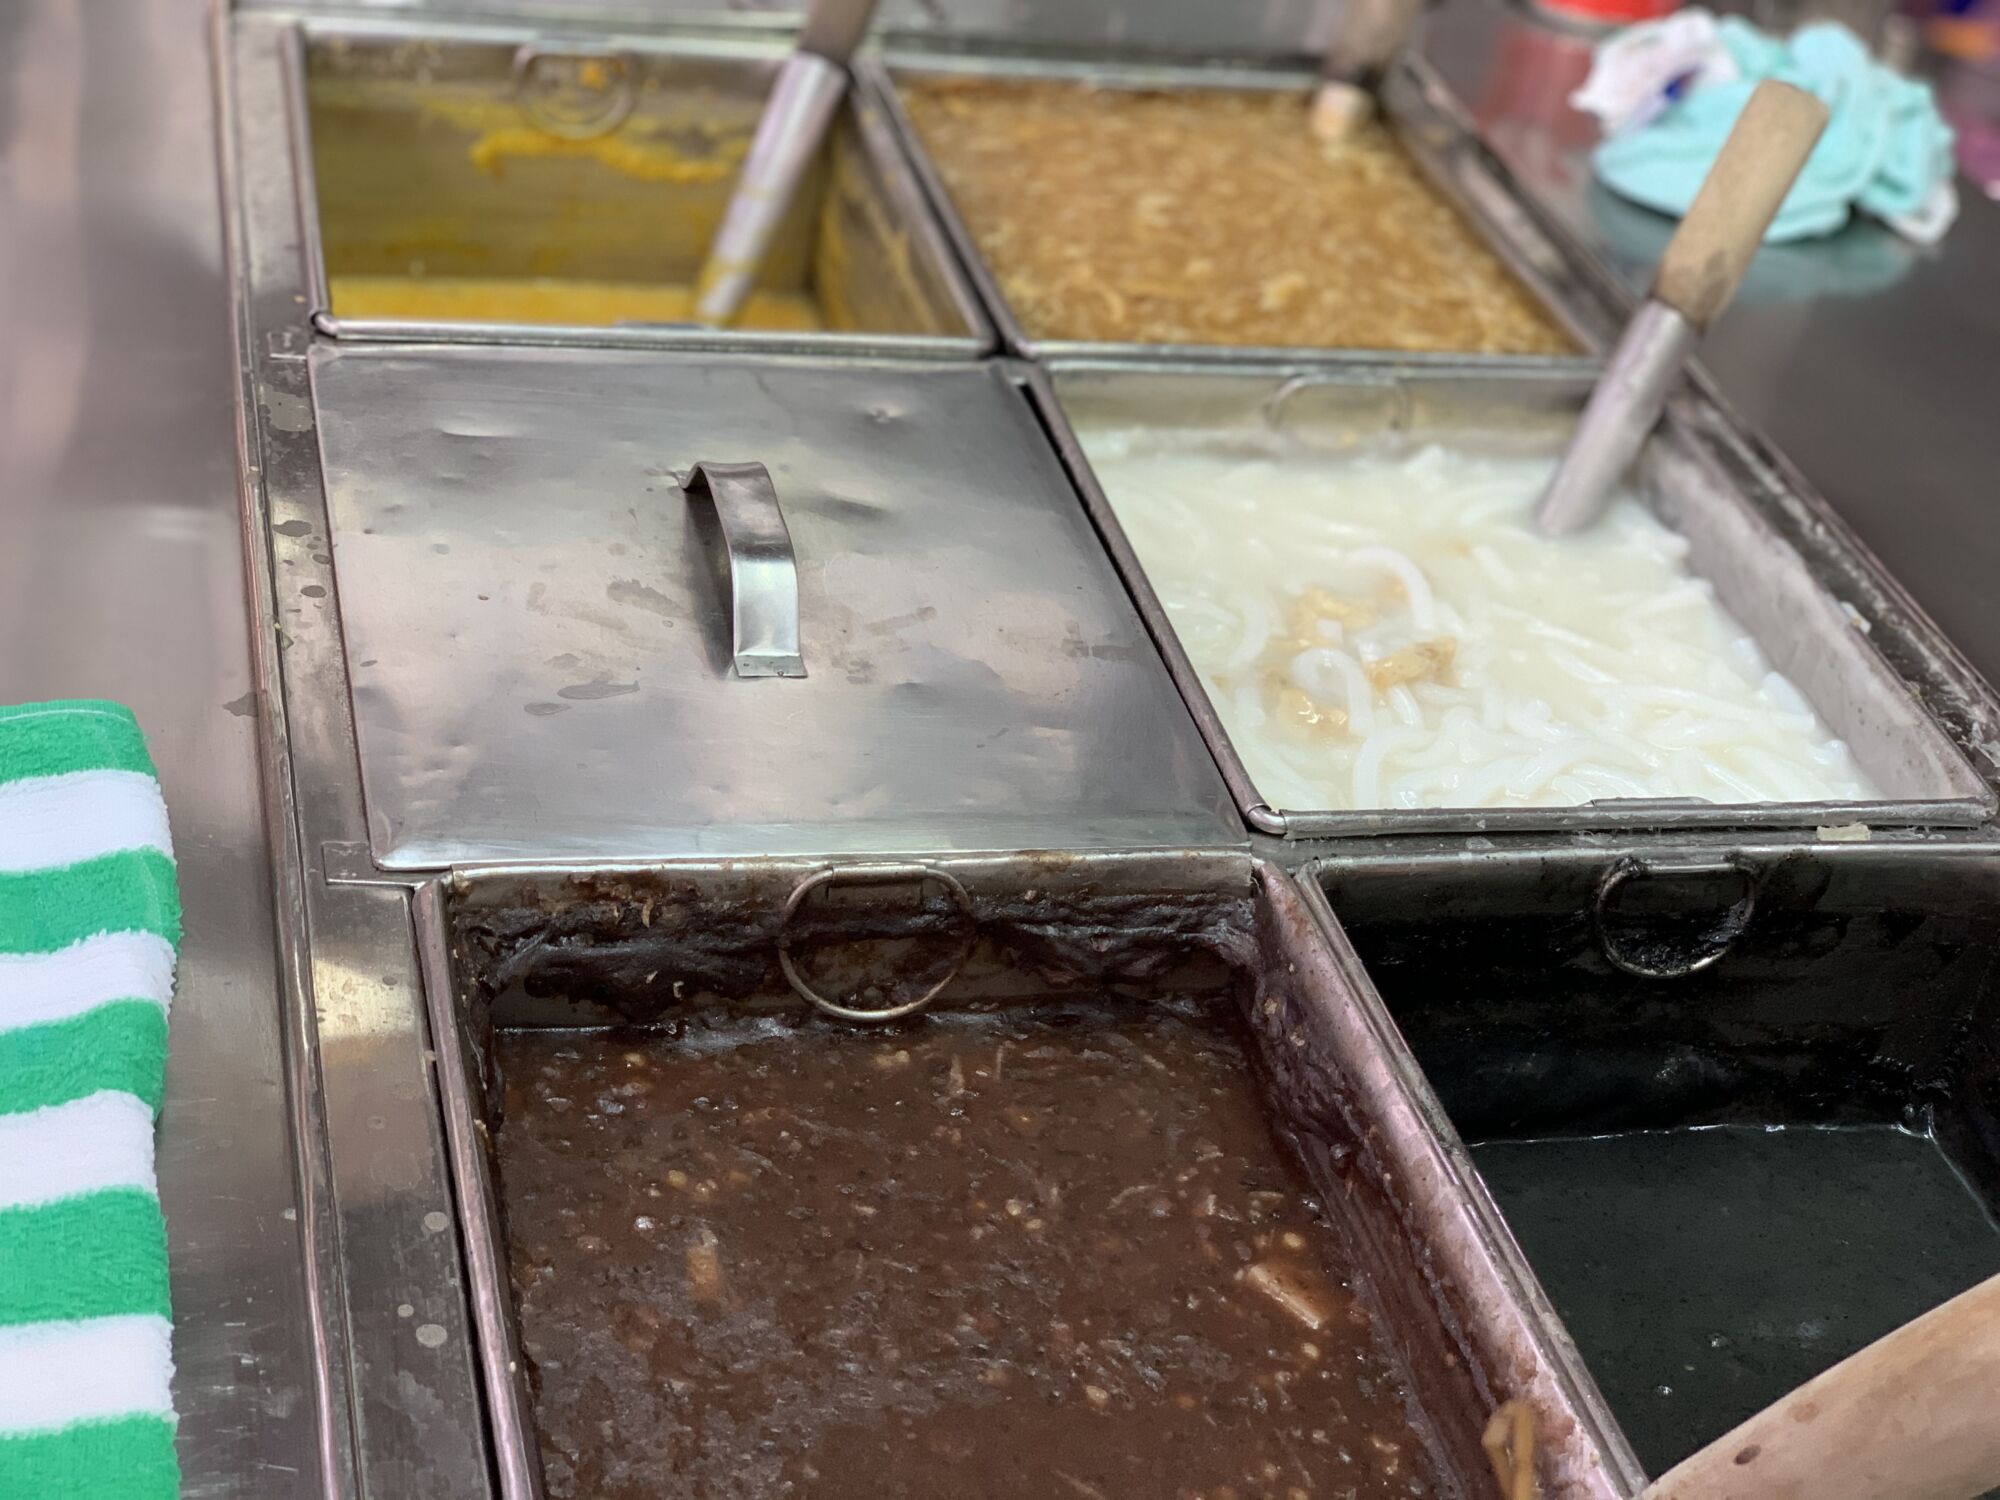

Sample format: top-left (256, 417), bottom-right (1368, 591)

top-left (495, 998), bottom-right (1442, 1498)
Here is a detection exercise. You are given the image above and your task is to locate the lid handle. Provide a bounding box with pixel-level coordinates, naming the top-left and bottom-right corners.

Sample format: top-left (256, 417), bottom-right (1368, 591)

top-left (682, 461), bottom-right (807, 679)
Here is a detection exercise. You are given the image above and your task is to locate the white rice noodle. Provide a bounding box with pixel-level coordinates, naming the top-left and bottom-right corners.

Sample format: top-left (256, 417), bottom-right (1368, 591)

top-left (1288, 648), bottom-right (1376, 735)
top-left (1225, 596), bottom-right (1277, 677)
top-left (1352, 728), bottom-right (1430, 809)
top-left (1077, 432), bottom-right (1875, 812)
top-left (1346, 546), bottom-right (1438, 631)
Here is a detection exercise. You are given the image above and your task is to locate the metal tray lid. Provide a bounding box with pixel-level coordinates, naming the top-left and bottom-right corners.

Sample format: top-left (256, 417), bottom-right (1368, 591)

top-left (308, 346), bottom-right (1240, 867)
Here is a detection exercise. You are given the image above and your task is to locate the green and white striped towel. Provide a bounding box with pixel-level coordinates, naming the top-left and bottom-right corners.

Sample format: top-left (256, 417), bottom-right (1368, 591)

top-left (0, 701), bottom-right (181, 1498)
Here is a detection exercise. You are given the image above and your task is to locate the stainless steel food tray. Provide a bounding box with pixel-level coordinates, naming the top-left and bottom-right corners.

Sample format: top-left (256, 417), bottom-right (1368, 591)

top-left (865, 42), bottom-right (1618, 369)
top-left (215, 11), bottom-right (2000, 1496)
top-left (242, 10), bottom-right (993, 357)
top-left (217, 16), bottom-right (1252, 1462)
top-left (1308, 832), bottom-right (2000, 1470)
top-left (1027, 358), bottom-right (1997, 838)
top-left (421, 852), bottom-right (1643, 1498)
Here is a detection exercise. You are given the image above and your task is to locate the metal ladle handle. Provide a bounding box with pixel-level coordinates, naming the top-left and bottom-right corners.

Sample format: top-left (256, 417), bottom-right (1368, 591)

top-left (1312, 0), bottom-right (1425, 139)
top-left (1534, 81), bottom-right (1829, 536)
top-left (1320, 0), bottom-right (1426, 86)
top-left (778, 863), bottom-right (976, 1022)
top-left (798, 0), bottom-right (883, 66)
top-left (694, 0), bottom-right (883, 327)
top-left (683, 461), bottom-right (806, 679)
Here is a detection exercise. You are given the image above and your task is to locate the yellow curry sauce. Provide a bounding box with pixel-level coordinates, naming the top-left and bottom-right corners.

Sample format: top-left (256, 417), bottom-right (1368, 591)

top-left (327, 275), bottom-right (822, 330)
top-left (315, 91), bottom-right (825, 330)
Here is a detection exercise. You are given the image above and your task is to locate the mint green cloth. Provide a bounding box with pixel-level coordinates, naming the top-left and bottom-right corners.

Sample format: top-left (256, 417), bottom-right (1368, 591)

top-left (1595, 20), bottom-right (1955, 242)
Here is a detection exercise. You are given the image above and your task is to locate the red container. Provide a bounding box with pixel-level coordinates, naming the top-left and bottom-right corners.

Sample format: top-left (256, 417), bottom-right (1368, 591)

top-left (1529, 0), bottom-right (1681, 26)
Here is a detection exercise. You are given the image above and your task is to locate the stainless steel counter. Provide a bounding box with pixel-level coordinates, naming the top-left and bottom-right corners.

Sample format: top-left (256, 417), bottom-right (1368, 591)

top-left (4, 0), bottom-right (1998, 1494)
top-left (1422, 0), bottom-right (2000, 694)
top-left (0, 2), bottom-right (322, 1494)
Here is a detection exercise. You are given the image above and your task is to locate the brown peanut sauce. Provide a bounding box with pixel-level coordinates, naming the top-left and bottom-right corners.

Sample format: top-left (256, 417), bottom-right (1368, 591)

top-left (496, 998), bottom-right (1442, 1498)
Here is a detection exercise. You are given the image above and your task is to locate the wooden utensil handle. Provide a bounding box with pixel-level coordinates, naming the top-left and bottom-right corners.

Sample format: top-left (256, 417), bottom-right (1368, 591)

top-left (1651, 79), bottom-right (1829, 329)
top-left (1639, 1270), bottom-right (2000, 1500)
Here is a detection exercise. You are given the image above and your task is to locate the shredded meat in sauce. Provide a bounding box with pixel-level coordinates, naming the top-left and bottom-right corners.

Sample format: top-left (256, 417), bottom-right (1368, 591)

top-left (905, 79), bottom-right (1573, 355)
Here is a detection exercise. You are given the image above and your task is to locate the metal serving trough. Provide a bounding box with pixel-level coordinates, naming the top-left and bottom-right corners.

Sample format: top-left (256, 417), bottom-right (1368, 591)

top-left (868, 44), bottom-right (1617, 368)
top-left (421, 854), bottom-right (1640, 1497)
top-left (1313, 836), bottom-right (2000, 1476)
top-left (213, 7), bottom-right (2000, 1496)
top-left (1030, 359), bottom-right (1995, 839)
top-left (271, 15), bottom-right (992, 355)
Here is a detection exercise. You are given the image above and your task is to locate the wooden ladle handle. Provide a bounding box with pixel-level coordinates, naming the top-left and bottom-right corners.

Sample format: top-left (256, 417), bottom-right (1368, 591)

top-left (1638, 1270), bottom-right (2000, 1500)
top-left (1651, 79), bottom-right (1830, 329)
